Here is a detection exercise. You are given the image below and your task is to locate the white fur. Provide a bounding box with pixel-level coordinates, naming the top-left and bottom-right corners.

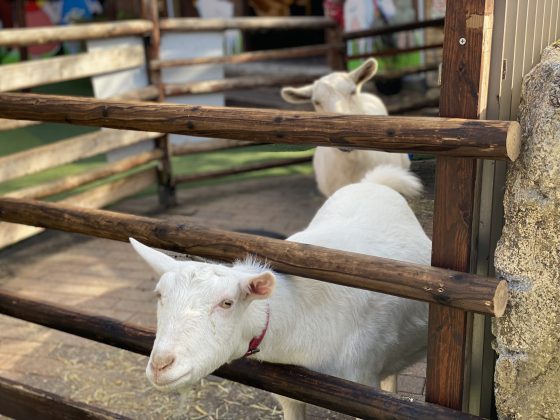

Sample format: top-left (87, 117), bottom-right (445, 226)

top-left (281, 58), bottom-right (411, 197)
top-left (131, 166), bottom-right (431, 420)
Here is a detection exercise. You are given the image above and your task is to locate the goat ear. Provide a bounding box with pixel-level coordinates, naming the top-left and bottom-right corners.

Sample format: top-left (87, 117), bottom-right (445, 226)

top-left (129, 238), bottom-right (179, 276)
top-left (242, 271), bottom-right (276, 300)
top-left (349, 58), bottom-right (379, 86)
top-left (281, 85), bottom-right (313, 104)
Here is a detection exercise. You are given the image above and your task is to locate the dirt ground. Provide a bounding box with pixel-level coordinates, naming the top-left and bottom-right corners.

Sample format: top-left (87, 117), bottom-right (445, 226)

top-left (0, 160), bottom-right (434, 419)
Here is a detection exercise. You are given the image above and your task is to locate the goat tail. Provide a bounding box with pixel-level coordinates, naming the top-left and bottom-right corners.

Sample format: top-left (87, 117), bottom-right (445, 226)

top-left (361, 165), bottom-right (423, 199)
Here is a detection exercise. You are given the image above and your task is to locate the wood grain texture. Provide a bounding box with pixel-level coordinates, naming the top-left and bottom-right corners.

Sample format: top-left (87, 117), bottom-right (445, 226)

top-left (0, 197), bottom-right (507, 315)
top-left (343, 17), bottom-right (445, 40)
top-left (172, 138), bottom-right (264, 156)
top-left (0, 129), bottom-right (161, 183)
top-left (160, 16), bottom-right (336, 32)
top-left (174, 156), bottom-right (312, 184)
top-left (0, 93), bottom-right (521, 160)
top-left (0, 290), bottom-right (481, 420)
top-left (426, 0), bottom-right (495, 411)
top-left (151, 44), bottom-right (333, 68)
top-left (0, 45), bottom-right (146, 92)
top-left (5, 150), bottom-right (163, 199)
top-left (164, 74), bottom-right (323, 96)
top-left (0, 377), bottom-right (130, 420)
top-left (0, 169), bottom-right (157, 249)
top-left (0, 20), bottom-right (152, 47)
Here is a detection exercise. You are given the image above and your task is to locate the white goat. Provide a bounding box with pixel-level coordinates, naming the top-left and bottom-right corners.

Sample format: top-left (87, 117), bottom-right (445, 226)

top-left (130, 165), bottom-right (430, 420)
top-left (281, 58), bottom-right (410, 197)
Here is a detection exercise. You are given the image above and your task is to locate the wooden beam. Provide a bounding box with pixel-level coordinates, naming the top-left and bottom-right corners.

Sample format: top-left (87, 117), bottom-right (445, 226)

top-left (174, 156), bottom-right (312, 184)
top-left (0, 20), bottom-right (153, 47)
top-left (0, 169), bottom-right (157, 249)
top-left (0, 290), bottom-right (481, 420)
top-left (0, 376), bottom-right (130, 420)
top-left (0, 197), bottom-right (507, 316)
top-left (346, 43), bottom-right (443, 61)
top-left (425, 0), bottom-right (495, 411)
top-left (5, 150), bottom-right (163, 199)
top-left (0, 129), bottom-right (161, 183)
top-left (164, 74), bottom-right (323, 96)
top-left (0, 45), bottom-right (145, 92)
top-left (343, 17), bottom-right (445, 40)
top-left (159, 17), bottom-right (336, 32)
top-left (151, 44), bottom-right (333, 69)
top-left (0, 118), bottom-right (39, 131)
top-left (172, 138), bottom-right (264, 156)
top-left (0, 93), bottom-right (521, 161)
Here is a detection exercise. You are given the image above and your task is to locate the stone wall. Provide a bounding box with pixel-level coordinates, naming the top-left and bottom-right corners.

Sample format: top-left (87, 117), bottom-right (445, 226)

top-left (493, 42), bottom-right (560, 419)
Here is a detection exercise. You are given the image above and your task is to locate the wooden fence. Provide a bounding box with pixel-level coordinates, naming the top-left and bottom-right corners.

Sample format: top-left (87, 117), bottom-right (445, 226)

top-left (0, 0), bottom-right (527, 417)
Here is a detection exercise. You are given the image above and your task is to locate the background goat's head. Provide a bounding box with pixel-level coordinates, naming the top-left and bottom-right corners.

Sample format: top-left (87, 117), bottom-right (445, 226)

top-left (281, 58), bottom-right (381, 114)
top-left (130, 238), bottom-right (275, 390)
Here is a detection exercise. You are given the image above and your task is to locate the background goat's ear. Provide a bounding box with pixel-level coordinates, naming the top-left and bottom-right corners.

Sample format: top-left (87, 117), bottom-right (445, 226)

top-left (129, 238), bottom-right (178, 276)
top-left (281, 85), bottom-right (313, 103)
top-left (349, 58), bottom-right (379, 86)
top-left (242, 271), bottom-right (276, 300)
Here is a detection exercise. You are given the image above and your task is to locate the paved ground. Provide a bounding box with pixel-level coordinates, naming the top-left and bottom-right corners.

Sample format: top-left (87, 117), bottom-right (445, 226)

top-left (0, 161), bottom-right (434, 419)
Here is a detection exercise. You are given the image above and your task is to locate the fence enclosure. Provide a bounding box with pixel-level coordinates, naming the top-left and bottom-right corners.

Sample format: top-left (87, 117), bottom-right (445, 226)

top-left (0, 0), bottom-right (548, 418)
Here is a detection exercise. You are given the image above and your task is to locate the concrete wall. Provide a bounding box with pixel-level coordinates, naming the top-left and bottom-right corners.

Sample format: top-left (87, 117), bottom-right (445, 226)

top-left (494, 42), bottom-right (560, 419)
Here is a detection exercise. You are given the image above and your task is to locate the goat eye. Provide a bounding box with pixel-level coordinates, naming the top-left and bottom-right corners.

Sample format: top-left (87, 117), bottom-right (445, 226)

top-left (350, 89), bottom-right (357, 95)
top-left (219, 299), bottom-right (234, 309)
top-left (313, 100), bottom-right (320, 106)
top-left (155, 291), bottom-right (162, 301)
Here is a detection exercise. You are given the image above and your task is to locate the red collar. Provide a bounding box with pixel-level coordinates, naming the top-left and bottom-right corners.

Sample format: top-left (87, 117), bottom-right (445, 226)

top-left (244, 306), bottom-right (270, 357)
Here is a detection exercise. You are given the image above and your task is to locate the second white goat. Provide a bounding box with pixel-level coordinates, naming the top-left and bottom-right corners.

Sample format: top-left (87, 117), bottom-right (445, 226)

top-left (281, 58), bottom-right (410, 197)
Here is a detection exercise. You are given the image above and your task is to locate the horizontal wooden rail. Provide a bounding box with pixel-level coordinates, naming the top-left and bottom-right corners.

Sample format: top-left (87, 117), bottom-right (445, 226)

top-left (0, 93), bottom-right (521, 160)
top-left (172, 138), bottom-right (264, 156)
top-left (344, 17), bottom-right (445, 40)
top-left (347, 43), bottom-right (444, 61)
top-left (0, 45), bottom-right (146, 92)
top-left (160, 16), bottom-right (336, 32)
top-left (0, 129), bottom-right (161, 183)
top-left (376, 63), bottom-right (440, 80)
top-left (0, 376), bottom-right (129, 420)
top-left (151, 44), bottom-right (332, 69)
top-left (5, 150), bottom-right (163, 200)
top-left (164, 74), bottom-right (322, 96)
top-left (175, 156), bottom-right (311, 184)
top-left (0, 198), bottom-right (507, 316)
top-left (0, 291), bottom-right (480, 420)
top-left (0, 170), bottom-right (157, 249)
top-left (111, 85), bottom-right (160, 102)
top-left (0, 20), bottom-right (152, 47)
top-left (0, 118), bottom-right (39, 131)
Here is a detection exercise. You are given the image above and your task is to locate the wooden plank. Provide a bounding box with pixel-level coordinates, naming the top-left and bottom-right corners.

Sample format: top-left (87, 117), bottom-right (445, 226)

top-left (0, 93), bottom-right (522, 161)
top-left (0, 291), bottom-right (480, 420)
top-left (425, 0), bottom-right (494, 411)
top-left (5, 149), bottom-right (163, 199)
top-left (164, 74), bottom-right (323, 96)
top-left (175, 156), bottom-right (312, 183)
top-left (550, 0), bottom-right (560, 44)
top-left (0, 45), bottom-right (145, 92)
top-left (0, 169), bottom-right (157, 249)
top-left (172, 138), bottom-right (264, 156)
top-left (0, 20), bottom-right (152, 47)
top-left (151, 44), bottom-right (333, 68)
top-left (0, 129), bottom-right (161, 183)
top-left (509, 0), bottom-right (529, 119)
top-left (541, 0), bottom-right (553, 50)
top-left (0, 376), bottom-right (130, 420)
top-left (0, 118), bottom-right (39, 131)
top-left (142, 0), bottom-right (175, 208)
top-left (498, 0), bottom-right (519, 121)
top-left (0, 197), bottom-right (508, 316)
top-left (346, 43), bottom-right (443, 60)
top-left (527, 1), bottom-right (540, 71)
top-left (159, 17), bottom-right (336, 32)
top-left (343, 17), bottom-right (445, 40)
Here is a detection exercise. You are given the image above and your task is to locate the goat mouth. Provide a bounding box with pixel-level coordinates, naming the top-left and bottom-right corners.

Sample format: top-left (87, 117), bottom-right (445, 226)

top-left (149, 370), bottom-right (194, 390)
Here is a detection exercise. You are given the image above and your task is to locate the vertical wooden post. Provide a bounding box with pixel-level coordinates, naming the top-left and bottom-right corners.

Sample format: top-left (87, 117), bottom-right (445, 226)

top-left (425, 0), bottom-right (494, 411)
top-left (325, 26), bottom-right (346, 71)
top-left (141, 0), bottom-right (176, 207)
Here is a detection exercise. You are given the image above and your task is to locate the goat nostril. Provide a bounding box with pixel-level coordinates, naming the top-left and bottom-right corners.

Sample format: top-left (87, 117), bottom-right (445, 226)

top-left (151, 355), bottom-right (175, 372)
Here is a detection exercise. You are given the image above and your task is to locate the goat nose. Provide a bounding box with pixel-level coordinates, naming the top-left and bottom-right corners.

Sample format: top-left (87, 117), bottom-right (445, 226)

top-left (151, 353), bottom-right (175, 372)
